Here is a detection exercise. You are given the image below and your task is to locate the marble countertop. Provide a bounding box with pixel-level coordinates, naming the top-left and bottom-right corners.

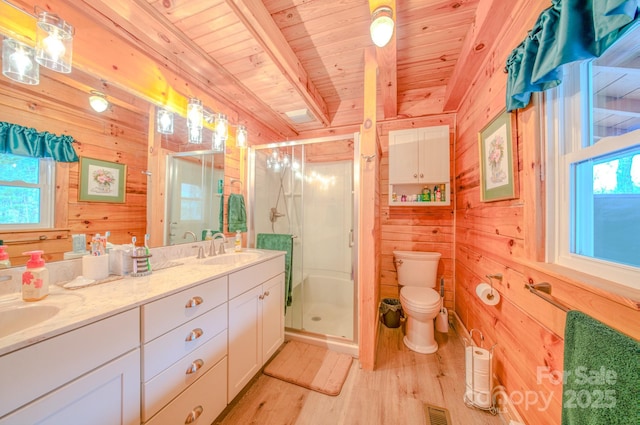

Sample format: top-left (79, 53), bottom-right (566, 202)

top-left (0, 248), bottom-right (284, 356)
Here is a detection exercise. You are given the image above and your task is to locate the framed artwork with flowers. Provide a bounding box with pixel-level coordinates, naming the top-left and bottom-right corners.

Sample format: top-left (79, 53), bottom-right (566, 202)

top-left (78, 157), bottom-right (127, 203)
top-left (478, 110), bottom-right (516, 202)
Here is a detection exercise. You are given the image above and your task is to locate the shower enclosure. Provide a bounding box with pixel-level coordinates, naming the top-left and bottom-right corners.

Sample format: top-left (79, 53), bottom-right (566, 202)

top-left (249, 136), bottom-right (358, 346)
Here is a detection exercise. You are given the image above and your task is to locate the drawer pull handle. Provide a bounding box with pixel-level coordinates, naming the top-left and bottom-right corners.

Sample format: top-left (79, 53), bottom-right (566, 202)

top-left (185, 296), bottom-right (203, 308)
top-left (264, 290), bottom-right (270, 297)
top-left (186, 359), bottom-right (204, 375)
top-left (259, 294), bottom-right (264, 300)
top-left (185, 328), bottom-right (204, 342)
top-left (185, 405), bottom-right (203, 424)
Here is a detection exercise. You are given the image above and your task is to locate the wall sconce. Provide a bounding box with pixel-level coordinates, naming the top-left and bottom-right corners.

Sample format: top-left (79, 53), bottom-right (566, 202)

top-left (370, 6), bottom-right (394, 48)
top-left (89, 91), bottom-right (109, 113)
top-left (215, 113), bottom-right (228, 142)
top-left (236, 125), bottom-right (248, 148)
top-left (35, 11), bottom-right (74, 73)
top-left (156, 107), bottom-right (174, 134)
top-left (187, 98), bottom-right (203, 144)
top-left (212, 133), bottom-right (225, 152)
top-left (2, 38), bottom-right (39, 85)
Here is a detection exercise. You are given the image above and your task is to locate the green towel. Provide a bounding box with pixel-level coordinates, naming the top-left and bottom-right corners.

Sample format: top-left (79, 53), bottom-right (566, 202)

top-left (218, 193), bottom-right (224, 232)
top-left (256, 233), bottom-right (293, 309)
top-left (227, 193), bottom-right (247, 232)
top-left (562, 310), bottom-right (640, 425)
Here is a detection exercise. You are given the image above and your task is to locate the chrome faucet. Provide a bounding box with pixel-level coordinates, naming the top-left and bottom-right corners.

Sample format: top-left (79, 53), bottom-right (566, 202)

top-left (183, 231), bottom-right (197, 242)
top-left (211, 232), bottom-right (227, 255)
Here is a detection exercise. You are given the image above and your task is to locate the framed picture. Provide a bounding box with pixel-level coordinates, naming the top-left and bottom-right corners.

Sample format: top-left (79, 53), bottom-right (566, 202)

top-left (78, 157), bottom-right (127, 203)
top-left (478, 110), bottom-right (517, 202)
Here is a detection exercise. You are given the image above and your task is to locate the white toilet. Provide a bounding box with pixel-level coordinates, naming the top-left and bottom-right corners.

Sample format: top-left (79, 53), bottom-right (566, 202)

top-left (394, 250), bottom-right (442, 354)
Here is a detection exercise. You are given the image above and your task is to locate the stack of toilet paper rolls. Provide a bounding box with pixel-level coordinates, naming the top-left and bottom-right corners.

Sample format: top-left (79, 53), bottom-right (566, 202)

top-left (464, 346), bottom-right (492, 408)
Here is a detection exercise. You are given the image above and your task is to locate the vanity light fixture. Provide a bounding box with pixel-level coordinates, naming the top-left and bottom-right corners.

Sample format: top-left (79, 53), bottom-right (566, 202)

top-left (156, 107), bottom-right (174, 134)
top-left (35, 11), bottom-right (74, 73)
top-left (89, 91), bottom-right (109, 113)
top-left (370, 6), bottom-right (394, 48)
top-left (215, 113), bottom-right (228, 142)
top-left (212, 133), bottom-right (225, 152)
top-left (187, 97), bottom-right (203, 144)
top-left (2, 38), bottom-right (39, 85)
top-left (236, 125), bottom-right (248, 148)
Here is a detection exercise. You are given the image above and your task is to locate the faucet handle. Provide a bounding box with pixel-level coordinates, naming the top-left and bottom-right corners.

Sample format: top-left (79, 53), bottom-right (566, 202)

top-left (208, 239), bottom-right (217, 257)
top-left (218, 242), bottom-right (226, 255)
top-left (193, 245), bottom-right (206, 259)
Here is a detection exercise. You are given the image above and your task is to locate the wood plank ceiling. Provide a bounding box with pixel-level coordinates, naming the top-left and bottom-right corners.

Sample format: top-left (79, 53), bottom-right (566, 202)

top-left (3, 0), bottom-right (482, 141)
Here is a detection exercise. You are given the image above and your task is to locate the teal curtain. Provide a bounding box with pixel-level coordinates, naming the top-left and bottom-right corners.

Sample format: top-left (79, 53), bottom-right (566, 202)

top-left (0, 122), bottom-right (78, 162)
top-left (506, 0), bottom-right (639, 111)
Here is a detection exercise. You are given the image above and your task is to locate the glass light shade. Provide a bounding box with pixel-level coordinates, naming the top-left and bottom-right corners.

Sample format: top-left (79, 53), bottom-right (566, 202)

top-left (2, 38), bottom-right (39, 85)
top-left (156, 107), bottom-right (174, 134)
top-left (370, 6), bottom-right (394, 48)
top-left (89, 91), bottom-right (109, 112)
top-left (187, 98), bottom-right (203, 144)
top-left (236, 125), bottom-right (247, 148)
top-left (212, 133), bottom-right (225, 152)
top-left (35, 12), bottom-right (73, 73)
top-left (215, 113), bottom-right (228, 141)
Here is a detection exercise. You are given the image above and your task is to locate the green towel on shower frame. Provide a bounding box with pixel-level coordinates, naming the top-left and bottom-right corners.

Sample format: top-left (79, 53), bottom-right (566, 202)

top-left (256, 233), bottom-right (293, 310)
top-left (561, 310), bottom-right (640, 425)
top-left (227, 193), bottom-right (247, 232)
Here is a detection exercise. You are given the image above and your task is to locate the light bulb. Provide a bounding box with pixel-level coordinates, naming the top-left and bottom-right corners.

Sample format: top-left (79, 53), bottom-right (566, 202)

top-left (370, 6), bottom-right (394, 48)
top-left (43, 33), bottom-right (66, 63)
top-left (215, 113), bottom-right (228, 140)
top-left (10, 48), bottom-right (33, 75)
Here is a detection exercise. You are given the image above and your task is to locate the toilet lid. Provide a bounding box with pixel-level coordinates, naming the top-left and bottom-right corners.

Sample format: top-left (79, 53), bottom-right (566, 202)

top-left (400, 287), bottom-right (440, 309)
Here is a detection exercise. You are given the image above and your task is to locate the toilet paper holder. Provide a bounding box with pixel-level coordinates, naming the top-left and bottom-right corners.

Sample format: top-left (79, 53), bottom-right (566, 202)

top-left (464, 329), bottom-right (498, 415)
top-left (484, 273), bottom-right (502, 301)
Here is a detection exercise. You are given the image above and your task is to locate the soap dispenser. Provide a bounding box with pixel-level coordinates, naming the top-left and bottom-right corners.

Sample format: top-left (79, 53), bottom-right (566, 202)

top-left (234, 230), bottom-right (242, 252)
top-left (22, 250), bottom-right (49, 301)
top-left (0, 245), bottom-right (10, 269)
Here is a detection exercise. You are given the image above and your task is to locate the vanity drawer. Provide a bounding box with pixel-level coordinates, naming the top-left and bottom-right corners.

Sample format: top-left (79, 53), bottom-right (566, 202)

top-left (228, 256), bottom-right (284, 299)
top-left (141, 275), bottom-right (227, 343)
top-left (142, 329), bottom-right (227, 421)
top-left (142, 303), bottom-right (227, 381)
top-left (145, 356), bottom-right (227, 425)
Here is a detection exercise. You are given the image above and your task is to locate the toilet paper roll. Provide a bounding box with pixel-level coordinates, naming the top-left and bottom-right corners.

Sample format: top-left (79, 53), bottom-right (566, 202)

top-left (82, 254), bottom-right (110, 281)
top-left (476, 282), bottom-right (500, 306)
top-left (465, 346), bottom-right (492, 393)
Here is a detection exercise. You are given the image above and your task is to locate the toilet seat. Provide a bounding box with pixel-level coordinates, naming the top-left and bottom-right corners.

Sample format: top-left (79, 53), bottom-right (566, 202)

top-left (400, 287), bottom-right (440, 311)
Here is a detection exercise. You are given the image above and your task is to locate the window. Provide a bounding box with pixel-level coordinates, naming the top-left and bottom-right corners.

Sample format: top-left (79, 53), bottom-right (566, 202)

top-left (0, 153), bottom-right (54, 230)
top-left (545, 24), bottom-right (640, 289)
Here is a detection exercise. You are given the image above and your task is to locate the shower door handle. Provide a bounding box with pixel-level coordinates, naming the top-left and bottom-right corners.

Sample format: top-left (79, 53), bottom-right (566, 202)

top-left (349, 229), bottom-right (354, 247)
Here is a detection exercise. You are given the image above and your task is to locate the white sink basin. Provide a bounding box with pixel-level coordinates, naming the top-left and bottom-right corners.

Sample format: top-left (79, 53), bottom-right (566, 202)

top-left (0, 304), bottom-right (60, 338)
top-left (201, 251), bottom-right (263, 267)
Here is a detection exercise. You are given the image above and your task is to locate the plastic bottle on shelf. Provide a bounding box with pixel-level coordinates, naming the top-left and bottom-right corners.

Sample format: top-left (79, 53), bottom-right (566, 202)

top-left (22, 250), bottom-right (49, 301)
top-left (0, 245), bottom-right (10, 269)
top-left (234, 230), bottom-right (242, 252)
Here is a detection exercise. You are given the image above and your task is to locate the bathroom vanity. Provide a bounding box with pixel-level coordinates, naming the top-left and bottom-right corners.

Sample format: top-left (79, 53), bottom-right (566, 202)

top-left (0, 248), bottom-right (285, 425)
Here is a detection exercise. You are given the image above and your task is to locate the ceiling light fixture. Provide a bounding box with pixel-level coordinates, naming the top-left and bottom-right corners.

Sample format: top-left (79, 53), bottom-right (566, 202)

top-left (187, 98), bottom-right (203, 144)
top-left (156, 107), bottom-right (174, 134)
top-left (35, 11), bottom-right (74, 73)
top-left (89, 91), bottom-right (109, 113)
top-left (236, 125), bottom-right (248, 148)
top-left (2, 38), bottom-right (39, 85)
top-left (370, 6), bottom-right (394, 48)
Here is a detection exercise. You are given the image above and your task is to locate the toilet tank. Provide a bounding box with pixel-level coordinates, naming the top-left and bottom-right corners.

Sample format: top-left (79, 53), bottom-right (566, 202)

top-left (393, 251), bottom-right (441, 288)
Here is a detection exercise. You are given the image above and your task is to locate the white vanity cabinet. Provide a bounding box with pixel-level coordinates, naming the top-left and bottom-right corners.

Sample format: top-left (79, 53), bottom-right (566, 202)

top-left (140, 276), bottom-right (228, 424)
top-left (0, 309), bottom-right (140, 425)
top-left (388, 125), bottom-right (451, 206)
top-left (227, 256), bottom-right (285, 402)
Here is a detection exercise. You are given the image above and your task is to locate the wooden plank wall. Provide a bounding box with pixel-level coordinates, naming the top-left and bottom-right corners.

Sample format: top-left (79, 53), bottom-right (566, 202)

top-left (454, 0), bottom-right (640, 424)
top-left (378, 115), bottom-right (456, 311)
top-left (0, 74), bottom-right (148, 265)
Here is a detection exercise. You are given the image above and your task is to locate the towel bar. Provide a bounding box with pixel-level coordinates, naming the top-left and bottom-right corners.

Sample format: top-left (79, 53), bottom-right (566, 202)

top-left (525, 282), bottom-right (570, 312)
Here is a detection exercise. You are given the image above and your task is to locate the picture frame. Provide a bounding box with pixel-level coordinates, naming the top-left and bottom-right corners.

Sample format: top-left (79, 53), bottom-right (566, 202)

top-left (478, 110), bottom-right (517, 202)
top-left (78, 157), bottom-right (127, 203)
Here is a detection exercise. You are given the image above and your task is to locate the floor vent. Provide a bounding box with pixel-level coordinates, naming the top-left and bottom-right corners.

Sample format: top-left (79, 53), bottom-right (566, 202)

top-left (424, 403), bottom-right (452, 425)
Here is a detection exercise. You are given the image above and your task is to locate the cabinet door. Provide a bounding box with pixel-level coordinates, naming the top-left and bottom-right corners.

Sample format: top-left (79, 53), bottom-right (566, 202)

top-left (389, 129), bottom-right (420, 184)
top-left (0, 349), bottom-right (140, 425)
top-left (261, 274), bottom-right (285, 362)
top-left (417, 125), bottom-right (450, 182)
top-left (227, 285), bottom-right (263, 402)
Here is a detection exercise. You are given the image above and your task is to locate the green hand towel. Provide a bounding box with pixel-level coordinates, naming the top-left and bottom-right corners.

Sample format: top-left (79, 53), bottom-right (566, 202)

top-left (256, 233), bottom-right (293, 309)
top-left (218, 193), bottom-right (224, 232)
top-left (562, 310), bottom-right (640, 425)
top-left (227, 193), bottom-right (247, 232)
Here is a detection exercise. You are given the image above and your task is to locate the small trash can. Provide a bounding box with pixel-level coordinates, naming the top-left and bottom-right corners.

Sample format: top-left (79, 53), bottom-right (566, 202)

top-left (379, 298), bottom-right (403, 328)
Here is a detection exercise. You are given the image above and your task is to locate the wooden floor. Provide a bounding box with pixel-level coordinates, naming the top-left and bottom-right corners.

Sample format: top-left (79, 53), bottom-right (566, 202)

top-left (214, 323), bottom-right (505, 425)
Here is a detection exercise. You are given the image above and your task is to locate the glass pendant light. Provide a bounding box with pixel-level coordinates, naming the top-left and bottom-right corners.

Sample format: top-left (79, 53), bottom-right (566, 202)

top-left (212, 133), bottom-right (225, 152)
top-left (2, 38), bottom-right (39, 85)
top-left (236, 125), bottom-right (248, 148)
top-left (35, 11), bottom-right (74, 73)
top-left (215, 113), bottom-right (228, 142)
top-left (187, 98), bottom-right (203, 144)
top-left (156, 107), bottom-right (174, 134)
top-left (370, 6), bottom-right (394, 48)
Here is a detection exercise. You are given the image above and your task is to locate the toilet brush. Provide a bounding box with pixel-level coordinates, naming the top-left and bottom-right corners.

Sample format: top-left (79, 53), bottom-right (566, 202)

top-left (435, 277), bottom-right (449, 333)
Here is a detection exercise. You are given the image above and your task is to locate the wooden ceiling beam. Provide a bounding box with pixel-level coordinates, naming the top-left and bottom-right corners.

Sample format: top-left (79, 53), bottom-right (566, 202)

top-left (225, 0), bottom-right (331, 128)
top-left (369, 0), bottom-right (397, 119)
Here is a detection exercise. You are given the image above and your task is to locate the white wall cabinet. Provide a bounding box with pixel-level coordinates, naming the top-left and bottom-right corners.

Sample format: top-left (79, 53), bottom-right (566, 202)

top-left (227, 256), bottom-right (285, 402)
top-left (389, 125), bottom-right (451, 206)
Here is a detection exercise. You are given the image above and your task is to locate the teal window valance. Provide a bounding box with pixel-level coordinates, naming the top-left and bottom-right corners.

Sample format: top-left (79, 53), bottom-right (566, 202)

top-left (0, 121), bottom-right (78, 162)
top-left (505, 0), bottom-right (639, 112)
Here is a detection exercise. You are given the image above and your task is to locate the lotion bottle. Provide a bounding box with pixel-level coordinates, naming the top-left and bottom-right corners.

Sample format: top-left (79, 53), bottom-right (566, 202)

top-left (22, 250), bottom-right (49, 301)
top-left (234, 230), bottom-right (242, 252)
